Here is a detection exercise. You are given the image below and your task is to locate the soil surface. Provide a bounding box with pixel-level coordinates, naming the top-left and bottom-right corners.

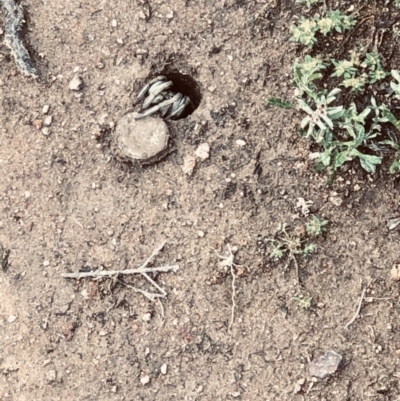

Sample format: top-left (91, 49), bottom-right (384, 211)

top-left (1, 1), bottom-right (400, 400)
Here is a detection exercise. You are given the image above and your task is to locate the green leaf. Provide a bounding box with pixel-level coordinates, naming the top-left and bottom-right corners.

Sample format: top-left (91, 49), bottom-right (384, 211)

top-left (392, 70), bottom-right (400, 83)
top-left (327, 106), bottom-right (345, 120)
top-left (297, 99), bottom-right (315, 115)
top-left (357, 153), bottom-right (382, 173)
top-left (379, 139), bottom-right (400, 151)
top-left (389, 158), bottom-right (400, 174)
top-left (334, 151), bottom-right (349, 168)
top-left (318, 148), bottom-right (332, 166)
top-left (319, 113), bottom-right (334, 130)
top-left (267, 98), bottom-right (294, 109)
top-left (383, 110), bottom-right (400, 131)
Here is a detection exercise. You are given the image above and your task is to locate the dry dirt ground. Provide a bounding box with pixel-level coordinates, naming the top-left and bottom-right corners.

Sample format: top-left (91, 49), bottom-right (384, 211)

top-left (1, 0), bottom-right (400, 400)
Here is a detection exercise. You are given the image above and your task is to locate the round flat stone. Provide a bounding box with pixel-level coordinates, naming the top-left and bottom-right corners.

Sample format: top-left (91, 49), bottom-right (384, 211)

top-left (115, 112), bottom-right (169, 160)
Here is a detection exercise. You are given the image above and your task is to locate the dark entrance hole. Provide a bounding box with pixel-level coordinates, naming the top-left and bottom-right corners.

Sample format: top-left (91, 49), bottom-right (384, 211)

top-left (155, 71), bottom-right (202, 119)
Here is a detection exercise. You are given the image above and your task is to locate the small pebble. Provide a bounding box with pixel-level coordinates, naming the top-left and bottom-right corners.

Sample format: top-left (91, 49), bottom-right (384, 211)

top-left (42, 104), bottom-right (50, 114)
top-left (142, 312), bottom-right (152, 322)
top-left (160, 363), bottom-right (168, 375)
top-left (69, 75), bottom-right (83, 91)
top-left (7, 315), bottom-right (17, 323)
top-left (111, 19), bottom-right (118, 27)
top-left (198, 230), bottom-right (205, 238)
top-left (309, 350), bottom-right (342, 379)
top-left (46, 369), bottom-right (57, 384)
top-left (43, 260), bottom-right (50, 267)
top-left (195, 143), bottom-right (210, 160)
top-left (208, 86), bottom-right (216, 93)
top-left (140, 375), bottom-right (150, 385)
top-left (43, 116), bottom-right (52, 126)
top-left (41, 128), bottom-right (51, 136)
top-left (236, 139), bottom-right (246, 147)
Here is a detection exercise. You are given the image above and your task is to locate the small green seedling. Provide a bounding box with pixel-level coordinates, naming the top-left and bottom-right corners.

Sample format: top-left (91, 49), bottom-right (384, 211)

top-left (290, 12), bottom-right (356, 48)
top-left (267, 223), bottom-right (318, 262)
top-left (293, 294), bottom-right (313, 310)
top-left (306, 216), bottom-right (329, 236)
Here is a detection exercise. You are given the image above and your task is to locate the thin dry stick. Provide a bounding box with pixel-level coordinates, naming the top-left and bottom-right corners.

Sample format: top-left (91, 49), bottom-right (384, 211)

top-left (216, 244), bottom-right (238, 330)
top-left (62, 241), bottom-right (179, 301)
top-left (345, 287), bottom-right (366, 329)
top-left (229, 264), bottom-right (236, 330)
top-left (61, 264), bottom-right (179, 279)
top-left (291, 254), bottom-right (300, 285)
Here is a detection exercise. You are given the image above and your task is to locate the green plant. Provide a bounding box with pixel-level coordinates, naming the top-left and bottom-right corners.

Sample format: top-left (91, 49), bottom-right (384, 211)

top-left (270, 2), bottom-right (400, 179)
top-left (290, 12), bottom-right (356, 48)
top-left (267, 224), bottom-right (318, 261)
top-left (293, 294), bottom-right (313, 309)
top-left (306, 216), bottom-right (329, 236)
top-left (293, 56), bottom-right (327, 98)
top-left (298, 89), bottom-right (345, 142)
top-left (269, 57), bottom-right (400, 176)
top-left (290, 17), bottom-right (318, 48)
top-left (331, 59), bottom-right (358, 79)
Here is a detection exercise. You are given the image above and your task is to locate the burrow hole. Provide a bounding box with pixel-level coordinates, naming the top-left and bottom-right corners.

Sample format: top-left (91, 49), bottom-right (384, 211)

top-left (145, 70), bottom-right (202, 120)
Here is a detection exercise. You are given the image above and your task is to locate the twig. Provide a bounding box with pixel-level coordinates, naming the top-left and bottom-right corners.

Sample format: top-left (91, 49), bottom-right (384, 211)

top-left (61, 264), bottom-right (179, 279)
top-left (345, 287), bottom-right (366, 329)
top-left (229, 264), bottom-right (236, 330)
top-left (291, 254), bottom-right (300, 285)
top-left (217, 244), bottom-right (238, 330)
top-left (62, 241), bottom-right (179, 301)
top-left (0, 0), bottom-right (38, 77)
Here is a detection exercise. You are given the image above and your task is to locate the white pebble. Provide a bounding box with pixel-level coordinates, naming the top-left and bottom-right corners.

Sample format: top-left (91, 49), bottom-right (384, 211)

top-left (198, 230), bottom-right (205, 238)
top-left (43, 260), bottom-right (50, 267)
top-left (160, 364), bottom-right (168, 375)
top-left (195, 143), bottom-right (210, 160)
top-left (142, 312), bottom-right (152, 322)
top-left (69, 75), bottom-right (83, 91)
top-left (42, 104), bottom-right (50, 114)
top-left (43, 116), bottom-right (52, 126)
top-left (236, 139), bottom-right (246, 147)
top-left (7, 315), bottom-right (17, 323)
top-left (111, 19), bottom-right (118, 27)
top-left (41, 127), bottom-right (51, 136)
top-left (140, 375), bottom-right (150, 385)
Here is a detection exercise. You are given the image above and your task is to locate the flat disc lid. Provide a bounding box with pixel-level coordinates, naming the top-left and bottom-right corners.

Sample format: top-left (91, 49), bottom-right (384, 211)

top-left (115, 112), bottom-right (169, 160)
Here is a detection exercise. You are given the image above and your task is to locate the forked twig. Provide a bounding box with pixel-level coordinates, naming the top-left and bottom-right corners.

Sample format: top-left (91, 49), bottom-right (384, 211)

top-left (61, 241), bottom-right (179, 301)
